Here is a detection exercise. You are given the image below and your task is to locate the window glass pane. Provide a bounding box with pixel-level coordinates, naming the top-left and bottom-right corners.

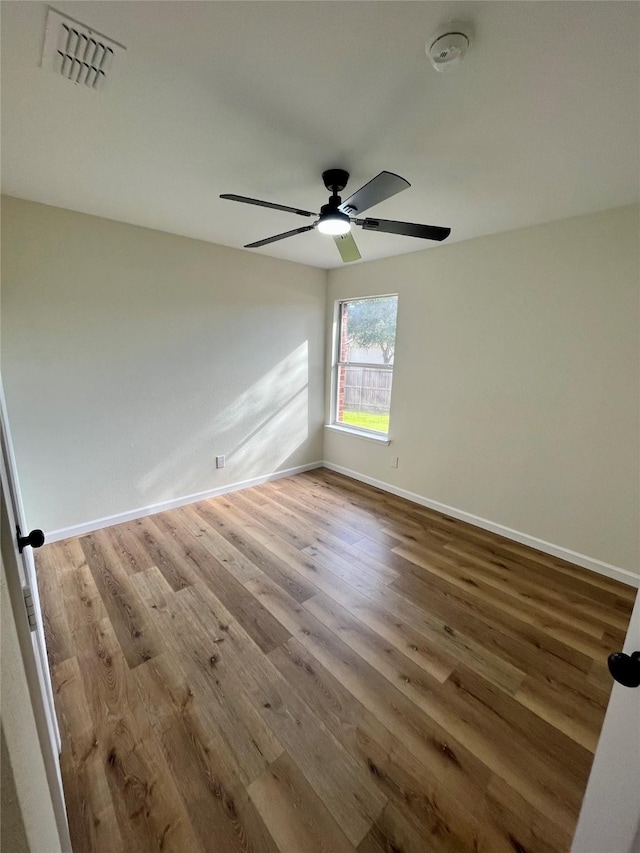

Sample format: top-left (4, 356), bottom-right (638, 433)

top-left (336, 295), bottom-right (397, 435)
top-left (340, 296), bottom-right (397, 365)
top-left (337, 365), bottom-right (393, 433)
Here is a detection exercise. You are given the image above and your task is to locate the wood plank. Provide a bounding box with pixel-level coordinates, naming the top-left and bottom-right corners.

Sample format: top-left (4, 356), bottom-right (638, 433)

top-left (357, 802), bottom-right (446, 853)
top-left (35, 542), bottom-right (76, 667)
top-left (304, 530), bottom-right (401, 585)
top-left (298, 547), bottom-right (528, 695)
top-left (303, 541), bottom-right (399, 590)
top-left (224, 490), bottom-right (318, 549)
top-left (245, 574), bottom-right (497, 811)
top-left (484, 774), bottom-right (574, 853)
top-left (302, 472), bottom-right (444, 548)
top-left (104, 524), bottom-right (156, 574)
top-left (80, 533), bottom-right (163, 668)
top-left (412, 535), bottom-right (629, 634)
top-left (175, 585), bottom-right (287, 775)
top-left (52, 538), bottom-right (110, 639)
top-left (74, 617), bottom-right (202, 851)
top-left (157, 700), bottom-right (279, 853)
top-left (393, 541), bottom-right (607, 638)
top-left (240, 521), bottom-right (386, 599)
top-left (246, 482), bottom-right (370, 547)
top-left (133, 570), bottom-right (284, 785)
top-left (390, 555), bottom-right (616, 660)
top-left (267, 474), bottom-right (405, 535)
top-left (52, 657), bottom-right (124, 853)
top-left (175, 579), bottom-right (387, 846)
top-left (248, 752), bottom-right (356, 853)
top-left (304, 592), bottom-right (586, 830)
top-left (190, 500), bottom-right (319, 601)
top-left (355, 536), bottom-right (601, 673)
top-left (177, 504), bottom-right (264, 583)
top-left (63, 562), bottom-right (110, 635)
top-left (136, 514), bottom-right (205, 590)
top-left (514, 671), bottom-right (610, 752)
top-left (269, 638), bottom-right (527, 853)
top-left (149, 513), bottom-right (293, 654)
top-left (444, 540), bottom-right (633, 628)
top-left (259, 478), bottom-right (402, 549)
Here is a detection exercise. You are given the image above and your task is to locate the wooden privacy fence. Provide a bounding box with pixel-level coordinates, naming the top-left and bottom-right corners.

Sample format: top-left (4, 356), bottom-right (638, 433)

top-left (343, 366), bottom-right (392, 414)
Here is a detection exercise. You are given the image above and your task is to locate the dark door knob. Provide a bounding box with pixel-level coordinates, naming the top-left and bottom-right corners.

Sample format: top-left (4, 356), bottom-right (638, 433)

top-left (608, 651), bottom-right (640, 688)
top-left (16, 526), bottom-right (45, 554)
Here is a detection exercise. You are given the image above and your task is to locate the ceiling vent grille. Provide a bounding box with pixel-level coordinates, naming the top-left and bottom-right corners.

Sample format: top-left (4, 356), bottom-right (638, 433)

top-left (41, 7), bottom-right (126, 90)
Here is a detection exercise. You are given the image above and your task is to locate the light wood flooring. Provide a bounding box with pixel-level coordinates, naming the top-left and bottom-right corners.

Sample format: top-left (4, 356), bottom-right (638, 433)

top-left (36, 469), bottom-right (636, 853)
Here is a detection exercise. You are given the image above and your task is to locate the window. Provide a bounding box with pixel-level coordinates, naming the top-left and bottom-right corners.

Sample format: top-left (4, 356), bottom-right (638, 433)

top-left (334, 295), bottom-right (398, 437)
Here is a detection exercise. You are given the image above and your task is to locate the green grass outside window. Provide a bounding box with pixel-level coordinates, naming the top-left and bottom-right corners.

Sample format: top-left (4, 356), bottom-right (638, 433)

top-left (340, 410), bottom-right (389, 434)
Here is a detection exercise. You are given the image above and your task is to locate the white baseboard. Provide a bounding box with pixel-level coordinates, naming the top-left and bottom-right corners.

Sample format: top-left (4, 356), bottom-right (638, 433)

top-left (44, 457), bottom-right (638, 590)
top-left (43, 462), bottom-right (324, 544)
top-left (322, 461), bottom-right (639, 589)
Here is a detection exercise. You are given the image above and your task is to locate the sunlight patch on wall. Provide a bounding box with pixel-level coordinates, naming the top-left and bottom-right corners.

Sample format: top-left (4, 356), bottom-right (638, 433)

top-left (137, 341), bottom-right (310, 501)
top-left (229, 383), bottom-right (309, 472)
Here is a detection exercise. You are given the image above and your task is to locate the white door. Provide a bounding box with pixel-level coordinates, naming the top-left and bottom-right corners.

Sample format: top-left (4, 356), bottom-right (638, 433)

top-left (0, 380), bottom-right (71, 852)
top-left (572, 586), bottom-right (640, 852)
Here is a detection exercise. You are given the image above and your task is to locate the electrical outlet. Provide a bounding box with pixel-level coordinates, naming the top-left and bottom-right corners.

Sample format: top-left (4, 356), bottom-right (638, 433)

top-left (391, 456), bottom-right (399, 469)
top-left (216, 455), bottom-right (225, 469)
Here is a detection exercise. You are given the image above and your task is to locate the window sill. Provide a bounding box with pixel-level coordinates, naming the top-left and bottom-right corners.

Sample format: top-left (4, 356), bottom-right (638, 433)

top-left (324, 424), bottom-right (391, 445)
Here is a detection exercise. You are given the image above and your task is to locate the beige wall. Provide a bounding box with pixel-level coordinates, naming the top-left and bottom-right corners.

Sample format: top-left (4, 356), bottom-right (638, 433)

top-left (325, 206), bottom-right (640, 575)
top-left (1, 197), bottom-right (326, 532)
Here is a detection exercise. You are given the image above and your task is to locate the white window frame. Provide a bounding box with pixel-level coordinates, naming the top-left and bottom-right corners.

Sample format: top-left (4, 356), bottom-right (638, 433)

top-left (329, 294), bottom-right (398, 442)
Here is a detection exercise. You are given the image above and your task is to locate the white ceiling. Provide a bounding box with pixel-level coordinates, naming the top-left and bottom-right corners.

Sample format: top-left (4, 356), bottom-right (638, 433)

top-left (2, 1), bottom-right (639, 269)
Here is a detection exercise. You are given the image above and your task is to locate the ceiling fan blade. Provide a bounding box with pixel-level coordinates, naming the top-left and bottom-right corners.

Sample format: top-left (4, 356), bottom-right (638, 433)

top-left (339, 171), bottom-right (410, 216)
top-left (358, 217), bottom-right (451, 242)
top-left (245, 224), bottom-right (315, 248)
top-left (220, 194), bottom-right (316, 218)
top-left (334, 231), bottom-right (361, 263)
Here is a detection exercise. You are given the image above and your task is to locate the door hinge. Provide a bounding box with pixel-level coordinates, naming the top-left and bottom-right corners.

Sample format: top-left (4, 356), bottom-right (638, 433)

top-left (22, 585), bottom-right (37, 632)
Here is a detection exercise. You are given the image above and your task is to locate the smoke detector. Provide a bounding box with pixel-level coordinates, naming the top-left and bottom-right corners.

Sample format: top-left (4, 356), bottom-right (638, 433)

top-left (426, 24), bottom-right (472, 73)
top-left (41, 7), bottom-right (126, 90)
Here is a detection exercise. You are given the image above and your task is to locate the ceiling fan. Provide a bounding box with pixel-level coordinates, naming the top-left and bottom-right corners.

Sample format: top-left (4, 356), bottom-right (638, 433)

top-left (220, 169), bottom-right (451, 263)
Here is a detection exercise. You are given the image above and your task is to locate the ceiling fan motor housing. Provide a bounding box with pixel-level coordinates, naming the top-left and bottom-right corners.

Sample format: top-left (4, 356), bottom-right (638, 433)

top-left (322, 168), bottom-right (349, 194)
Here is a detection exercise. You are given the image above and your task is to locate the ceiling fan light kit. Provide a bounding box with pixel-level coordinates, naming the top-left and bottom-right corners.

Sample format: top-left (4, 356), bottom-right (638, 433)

top-left (221, 168), bottom-right (451, 263)
top-left (317, 211), bottom-right (351, 236)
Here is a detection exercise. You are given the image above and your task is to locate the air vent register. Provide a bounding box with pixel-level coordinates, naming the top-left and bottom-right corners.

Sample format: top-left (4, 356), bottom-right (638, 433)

top-left (41, 7), bottom-right (126, 90)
